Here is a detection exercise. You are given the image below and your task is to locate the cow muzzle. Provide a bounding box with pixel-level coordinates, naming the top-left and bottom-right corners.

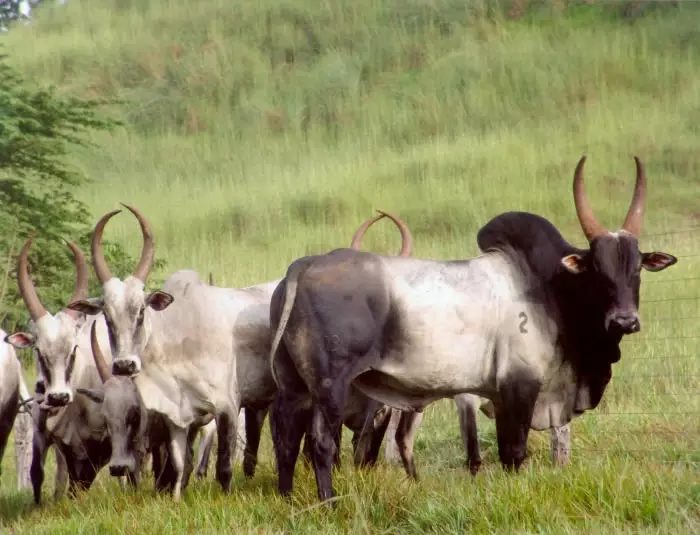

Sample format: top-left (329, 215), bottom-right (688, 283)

top-left (46, 391), bottom-right (71, 407)
top-left (109, 464), bottom-right (128, 477)
top-left (606, 310), bottom-right (640, 334)
top-left (112, 357), bottom-right (140, 377)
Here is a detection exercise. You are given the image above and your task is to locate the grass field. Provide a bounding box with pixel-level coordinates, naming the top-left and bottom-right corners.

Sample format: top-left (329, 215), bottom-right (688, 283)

top-left (1, 1), bottom-right (699, 533)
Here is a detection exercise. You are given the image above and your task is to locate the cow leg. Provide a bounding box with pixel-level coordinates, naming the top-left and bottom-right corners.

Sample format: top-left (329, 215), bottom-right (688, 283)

top-left (242, 407), bottom-right (267, 478)
top-left (383, 409), bottom-right (401, 463)
top-left (301, 425), bottom-right (342, 468)
top-left (182, 425), bottom-right (198, 489)
top-left (270, 392), bottom-right (310, 497)
top-left (352, 403), bottom-right (391, 468)
top-left (301, 432), bottom-right (313, 465)
top-left (455, 395), bottom-right (482, 475)
top-left (551, 424), bottom-right (571, 466)
top-left (29, 441), bottom-right (46, 504)
top-left (395, 411), bottom-right (423, 480)
top-left (29, 427), bottom-right (52, 504)
top-left (195, 421), bottom-right (216, 479)
top-left (309, 382), bottom-right (348, 503)
top-left (495, 379), bottom-right (540, 471)
top-left (69, 456), bottom-right (98, 495)
top-left (301, 423), bottom-right (342, 467)
top-left (166, 424), bottom-right (187, 502)
top-left (154, 442), bottom-right (175, 493)
top-left (53, 446), bottom-right (68, 499)
top-left (215, 408), bottom-right (238, 493)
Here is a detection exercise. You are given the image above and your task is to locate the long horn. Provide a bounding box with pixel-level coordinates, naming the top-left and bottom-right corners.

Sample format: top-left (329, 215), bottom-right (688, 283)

top-left (90, 321), bottom-right (111, 383)
top-left (91, 210), bottom-right (122, 284)
top-left (63, 240), bottom-right (89, 319)
top-left (573, 156), bottom-right (607, 242)
top-left (377, 210), bottom-right (413, 257)
top-left (17, 236), bottom-right (48, 322)
top-left (121, 204), bottom-right (154, 283)
top-left (621, 156), bottom-right (646, 237)
top-left (350, 213), bottom-right (386, 250)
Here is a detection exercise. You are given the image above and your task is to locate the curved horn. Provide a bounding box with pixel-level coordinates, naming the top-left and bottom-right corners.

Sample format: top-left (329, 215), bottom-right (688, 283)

top-left (350, 213), bottom-right (386, 251)
top-left (573, 156), bottom-right (607, 242)
top-left (376, 210), bottom-right (413, 257)
top-left (17, 236), bottom-right (48, 322)
top-left (90, 321), bottom-right (111, 383)
top-left (121, 204), bottom-right (154, 283)
top-left (63, 240), bottom-right (89, 319)
top-left (91, 210), bottom-right (122, 284)
top-left (621, 156), bottom-right (646, 237)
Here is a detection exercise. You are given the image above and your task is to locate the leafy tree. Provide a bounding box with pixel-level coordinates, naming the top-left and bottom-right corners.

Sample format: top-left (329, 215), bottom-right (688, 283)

top-left (0, 51), bottom-right (149, 330)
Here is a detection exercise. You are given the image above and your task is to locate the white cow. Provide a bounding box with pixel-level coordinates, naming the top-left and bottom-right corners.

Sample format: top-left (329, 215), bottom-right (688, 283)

top-left (1, 331), bottom-right (23, 482)
top-left (70, 205), bottom-right (278, 501)
top-left (5, 237), bottom-right (112, 503)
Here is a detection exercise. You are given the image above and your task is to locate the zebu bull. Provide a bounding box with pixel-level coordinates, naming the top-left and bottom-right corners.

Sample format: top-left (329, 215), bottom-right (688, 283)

top-left (69, 205), bottom-right (278, 500)
top-left (268, 156), bottom-right (677, 501)
top-left (5, 238), bottom-right (112, 503)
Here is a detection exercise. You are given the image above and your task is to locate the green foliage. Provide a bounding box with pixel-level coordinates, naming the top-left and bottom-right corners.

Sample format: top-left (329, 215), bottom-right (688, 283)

top-left (0, 2), bottom-right (698, 532)
top-left (0, 51), bottom-right (141, 329)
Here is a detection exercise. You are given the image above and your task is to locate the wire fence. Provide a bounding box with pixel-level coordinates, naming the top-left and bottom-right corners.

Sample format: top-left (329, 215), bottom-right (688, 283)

top-left (418, 226), bottom-right (700, 468)
top-left (558, 226), bottom-right (698, 465)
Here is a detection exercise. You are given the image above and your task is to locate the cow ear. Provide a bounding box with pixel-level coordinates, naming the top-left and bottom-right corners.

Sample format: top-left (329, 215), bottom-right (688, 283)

top-left (146, 291), bottom-right (174, 311)
top-left (5, 332), bottom-right (36, 349)
top-left (67, 298), bottom-right (104, 316)
top-left (561, 254), bottom-right (587, 274)
top-left (77, 388), bottom-right (104, 404)
top-left (641, 252), bottom-right (677, 272)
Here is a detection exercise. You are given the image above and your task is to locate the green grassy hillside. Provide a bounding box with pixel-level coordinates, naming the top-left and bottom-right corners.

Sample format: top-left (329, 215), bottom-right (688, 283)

top-left (1, 1), bottom-right (698, 533)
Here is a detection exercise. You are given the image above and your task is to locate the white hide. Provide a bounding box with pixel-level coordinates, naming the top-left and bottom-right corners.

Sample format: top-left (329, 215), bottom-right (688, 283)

top-left (1, 331), bottom-right (22, 477)
top-left (130, 271), bottom-right (279, 431)
top-left (348, 252), bottom-right (576, 430)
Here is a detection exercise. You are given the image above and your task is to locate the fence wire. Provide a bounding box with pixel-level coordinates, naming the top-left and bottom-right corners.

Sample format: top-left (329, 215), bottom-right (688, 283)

top-left (422, 227), bottom-right (699, 467)
top-left (565, 226), bottom-right (697, 463)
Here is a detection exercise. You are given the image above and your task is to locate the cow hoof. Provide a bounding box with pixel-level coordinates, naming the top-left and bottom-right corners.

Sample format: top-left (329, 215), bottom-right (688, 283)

top-left (468, 460), bottom-right (482, 476)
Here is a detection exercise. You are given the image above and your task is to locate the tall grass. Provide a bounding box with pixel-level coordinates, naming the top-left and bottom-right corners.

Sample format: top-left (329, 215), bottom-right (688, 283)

top-left (1, 1), bottom-right (698, 533)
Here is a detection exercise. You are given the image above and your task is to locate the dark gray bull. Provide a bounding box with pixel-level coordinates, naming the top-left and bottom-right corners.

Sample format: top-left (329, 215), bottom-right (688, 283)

top-left (268, 156), bottom-right (677, 501)
top-left (183, 212), bottom-right (418, 479)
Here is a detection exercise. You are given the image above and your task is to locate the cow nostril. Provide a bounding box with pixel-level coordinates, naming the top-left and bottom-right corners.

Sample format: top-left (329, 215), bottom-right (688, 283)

top-left (610, 314), bottom-right (640, 334)
top-left (113, 360), bottom-right (137, 376)
top-left (110, 465), bottom-right (127, 477)
top-left (47, 393), bottom-right (70, 407)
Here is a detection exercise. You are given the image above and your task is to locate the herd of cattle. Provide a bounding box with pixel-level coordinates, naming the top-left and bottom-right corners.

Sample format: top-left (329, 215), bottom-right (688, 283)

top-left (0, 155), bottom-right (678, 504)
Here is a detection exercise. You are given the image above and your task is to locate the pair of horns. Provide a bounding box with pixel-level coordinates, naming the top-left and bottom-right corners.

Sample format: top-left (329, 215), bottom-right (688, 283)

top-left (17, 237), bottom-right (88, 322)
top-left (92, 204), bottom-right (154, 284)
top-left (350, 210), bottom-right (413, 257)
top-left (573, 156), bottom-right (646, 241)
top-left (18, 203), bottom-right (153, 321)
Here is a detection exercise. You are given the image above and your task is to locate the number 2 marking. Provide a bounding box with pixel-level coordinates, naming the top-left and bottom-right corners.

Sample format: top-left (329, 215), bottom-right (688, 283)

top-left (519, 312), bottom-right (528, 334)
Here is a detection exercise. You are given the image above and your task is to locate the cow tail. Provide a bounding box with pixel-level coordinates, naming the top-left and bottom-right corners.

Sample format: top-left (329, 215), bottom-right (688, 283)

top-left (269, 260), bottom-right (308, 387)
